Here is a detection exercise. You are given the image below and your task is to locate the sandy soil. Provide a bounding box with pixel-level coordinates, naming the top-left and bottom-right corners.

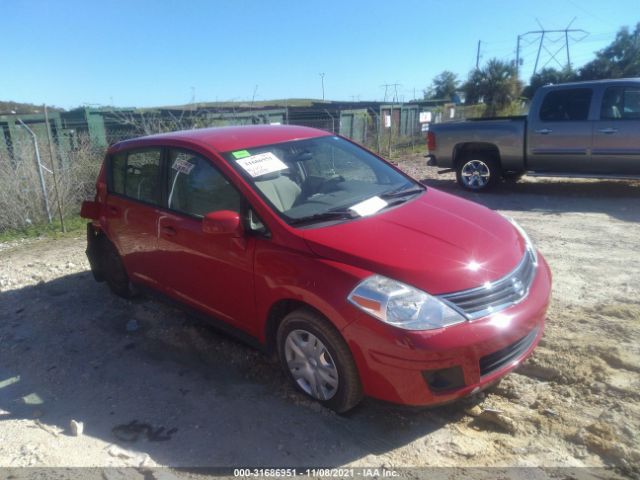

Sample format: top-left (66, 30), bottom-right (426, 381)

top-left (1, 154), bottom-right (639, 478)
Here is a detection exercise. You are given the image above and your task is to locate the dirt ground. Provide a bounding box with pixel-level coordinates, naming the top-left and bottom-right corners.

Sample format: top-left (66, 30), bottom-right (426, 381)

top-left (1, 154), bottom-right (639, 478)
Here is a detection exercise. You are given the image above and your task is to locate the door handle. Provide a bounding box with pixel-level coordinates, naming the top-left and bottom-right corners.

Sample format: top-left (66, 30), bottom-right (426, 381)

top-left (108, 206), bottom-right (120, 215)
top-left (598, 128), bottom-right (618, 134)
top-left (161, 226), bottom-right (177, 236)
top-left (535, 128), bottom-right (552, 135)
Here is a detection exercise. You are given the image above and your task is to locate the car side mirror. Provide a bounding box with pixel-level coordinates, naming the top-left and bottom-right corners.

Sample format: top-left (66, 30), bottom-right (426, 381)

top-left (80, 200), bottom-right (100, 220)
top-left (202, 210), bottom-right (243, 237)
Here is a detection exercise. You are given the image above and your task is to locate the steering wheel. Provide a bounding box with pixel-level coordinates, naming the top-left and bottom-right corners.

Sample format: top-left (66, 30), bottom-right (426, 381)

top-left (317, 175), bottom-right (345, 194)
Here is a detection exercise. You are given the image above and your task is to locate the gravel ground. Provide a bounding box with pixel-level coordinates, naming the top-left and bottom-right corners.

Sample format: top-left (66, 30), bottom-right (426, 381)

top-left (0, 154), bottom-right (639, 478)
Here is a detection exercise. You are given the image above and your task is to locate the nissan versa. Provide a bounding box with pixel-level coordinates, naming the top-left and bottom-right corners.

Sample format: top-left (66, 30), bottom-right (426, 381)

top-left (80, 125), bottom-right (551, 412)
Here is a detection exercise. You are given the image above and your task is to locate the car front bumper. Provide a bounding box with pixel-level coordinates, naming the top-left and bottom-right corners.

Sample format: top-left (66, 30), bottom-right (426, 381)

top-left (340, 255), bottom-right (552, 406)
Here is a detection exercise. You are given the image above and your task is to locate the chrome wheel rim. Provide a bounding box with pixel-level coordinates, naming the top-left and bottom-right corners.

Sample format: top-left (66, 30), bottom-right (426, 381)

top-left (461, 160), bottom-right (491, 189)
top-left (284, 329), bottom-right (339, 400)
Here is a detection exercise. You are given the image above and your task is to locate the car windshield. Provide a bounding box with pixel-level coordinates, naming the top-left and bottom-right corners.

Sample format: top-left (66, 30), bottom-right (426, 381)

top-left (222, 136), bottom-right (423, 226)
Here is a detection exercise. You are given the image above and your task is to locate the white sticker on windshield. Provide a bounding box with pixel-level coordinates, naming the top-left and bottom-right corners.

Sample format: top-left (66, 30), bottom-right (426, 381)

top-left (349, 196), bottom-right (388, 217)
top-left (236, 152), bottom-right (288, 178)
top-left (172, 158), bottom-right (195, 175)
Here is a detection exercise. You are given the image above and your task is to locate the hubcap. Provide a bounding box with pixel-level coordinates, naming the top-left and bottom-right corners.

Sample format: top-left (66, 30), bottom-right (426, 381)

top-left (461, 160), bottom-right (491, 188)
top-left (284, 329), bottom-right (339, 401)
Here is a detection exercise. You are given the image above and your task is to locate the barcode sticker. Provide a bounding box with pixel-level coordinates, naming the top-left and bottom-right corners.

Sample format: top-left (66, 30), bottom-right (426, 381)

top-left (236, 152), bottom-right (288, 178)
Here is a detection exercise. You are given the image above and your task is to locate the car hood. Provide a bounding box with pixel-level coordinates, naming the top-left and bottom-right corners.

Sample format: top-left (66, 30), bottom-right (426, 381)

top-left (300, 188), bottom-right (526, 294)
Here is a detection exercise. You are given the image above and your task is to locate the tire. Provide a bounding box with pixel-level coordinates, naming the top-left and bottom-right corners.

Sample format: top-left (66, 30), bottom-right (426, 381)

top-left (456, 154), bottom-right (501, 191)
top-left (277, 308), bottom-right (363, 413)
top-left (100, 238), bottom-right (137, 299)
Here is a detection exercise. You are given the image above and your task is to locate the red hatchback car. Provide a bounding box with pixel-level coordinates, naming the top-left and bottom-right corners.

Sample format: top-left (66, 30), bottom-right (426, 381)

top-left (81, 125), bottom-right (551, 412)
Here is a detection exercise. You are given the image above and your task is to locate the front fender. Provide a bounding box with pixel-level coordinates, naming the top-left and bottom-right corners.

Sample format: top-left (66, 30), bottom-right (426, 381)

top-left (253, 243), bottom-right (371, 342)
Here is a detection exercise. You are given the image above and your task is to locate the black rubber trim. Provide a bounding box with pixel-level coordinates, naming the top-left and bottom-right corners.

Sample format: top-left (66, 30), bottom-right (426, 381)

top-left (479, 326), bottom-right (539, 377)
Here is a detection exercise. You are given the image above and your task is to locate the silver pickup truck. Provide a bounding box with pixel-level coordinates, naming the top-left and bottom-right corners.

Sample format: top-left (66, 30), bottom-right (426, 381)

top-left (426, 78), bottom-right (640, 190)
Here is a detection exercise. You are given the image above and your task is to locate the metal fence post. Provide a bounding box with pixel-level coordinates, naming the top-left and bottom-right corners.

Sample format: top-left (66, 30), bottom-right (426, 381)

top-left (44, 105), bottom-right (65, 232)
top-left (17, 118), bottom-right (52, 223)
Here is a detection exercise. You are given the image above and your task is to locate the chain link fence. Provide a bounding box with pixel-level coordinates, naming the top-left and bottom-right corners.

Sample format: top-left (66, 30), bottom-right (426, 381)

top-left (0, 103), bottom-right (433, 232)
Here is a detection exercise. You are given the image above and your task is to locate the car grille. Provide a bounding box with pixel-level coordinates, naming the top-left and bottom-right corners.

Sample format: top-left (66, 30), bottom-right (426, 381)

top-left (479, 326), bottom-right (539, 377)
top-left (440, 250), bottom-right (537, 320)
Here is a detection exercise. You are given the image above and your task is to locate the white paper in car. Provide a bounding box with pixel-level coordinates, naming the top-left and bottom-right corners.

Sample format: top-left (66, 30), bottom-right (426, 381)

top-left (235, 152), bottom-right (288, 178)
top-left (349, 196), bottom-right (388, 216)
top-left (172, 158), bottom-right (195, 175)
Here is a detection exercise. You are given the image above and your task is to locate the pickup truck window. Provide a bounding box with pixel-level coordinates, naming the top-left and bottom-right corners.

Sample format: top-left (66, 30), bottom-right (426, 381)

top-left (539, 88), bottom-right (592, 122)
top-left (601, 86), bottom-right (640, 120)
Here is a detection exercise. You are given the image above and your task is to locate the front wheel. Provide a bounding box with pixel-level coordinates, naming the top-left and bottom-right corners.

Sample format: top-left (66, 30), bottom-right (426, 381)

top-left (277, 309), bottom-right (363, 413)
top-left (456, 155), bottom-right (500, 191)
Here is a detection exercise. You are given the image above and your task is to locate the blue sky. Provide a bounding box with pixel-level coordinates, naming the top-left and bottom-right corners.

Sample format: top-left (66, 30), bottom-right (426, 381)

top-left (1, 0), bottom-right (638, 109)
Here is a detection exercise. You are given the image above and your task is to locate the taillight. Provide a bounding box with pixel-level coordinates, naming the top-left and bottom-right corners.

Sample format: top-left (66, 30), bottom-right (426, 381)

top-left (427, 131), bottom-right (436, 151)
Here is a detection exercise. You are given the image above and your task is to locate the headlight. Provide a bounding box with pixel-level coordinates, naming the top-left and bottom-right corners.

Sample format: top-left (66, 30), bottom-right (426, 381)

top-left (504, 216), bottom-right (538, 266)
top-left (347, 275), bottom-right (467, 330)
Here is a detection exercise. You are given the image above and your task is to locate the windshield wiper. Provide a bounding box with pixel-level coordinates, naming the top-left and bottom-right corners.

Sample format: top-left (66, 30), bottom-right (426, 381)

top-left (380, 185), bottom-right (425, 199)
top-left (288, 209), bottom-right (359, 226)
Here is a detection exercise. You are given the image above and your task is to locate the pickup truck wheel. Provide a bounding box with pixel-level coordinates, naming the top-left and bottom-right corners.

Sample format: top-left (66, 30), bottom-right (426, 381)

top-left (277, 309), bottom-right (363, 413)
top-left (101, 238), bottom-right (137, 299)
top-left (456, 156), bottom-right (500, 191)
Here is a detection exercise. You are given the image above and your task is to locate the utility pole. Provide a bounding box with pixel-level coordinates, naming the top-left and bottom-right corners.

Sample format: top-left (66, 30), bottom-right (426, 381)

top-left (319, 73), bottom-right (325, 101)
top-left (44, 105), bottom-right (65, 232)
top-left (565, 29), bottom-right (571, 69)
top-left (476, 40), bottom-right (481, 69)
top-left (515, 35), bottom-right (521, 78)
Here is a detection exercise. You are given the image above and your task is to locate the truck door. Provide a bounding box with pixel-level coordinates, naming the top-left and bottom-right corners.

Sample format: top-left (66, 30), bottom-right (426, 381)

top-left (527, 87), bottom-right (594, 172)
top-left (592, 85), bottom-right (640, 174)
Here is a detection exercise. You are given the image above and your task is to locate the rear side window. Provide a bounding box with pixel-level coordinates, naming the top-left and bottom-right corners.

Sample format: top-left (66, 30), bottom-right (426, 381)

top-left (539, 88), bottom-right (592, 121)
top-left (601, 86), bottom-right (640, 120)
top-left (109, 148), bottom-right (162, 205)
top-left (167, 150), bottom-right (242, 217)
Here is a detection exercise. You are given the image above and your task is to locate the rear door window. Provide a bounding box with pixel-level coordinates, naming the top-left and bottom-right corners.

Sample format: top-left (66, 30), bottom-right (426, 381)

top-left (601, 86), bottom-right (640, 120)
top-left (539, 88), bottom-right (592, 122)
top-left (167, 150), bottom-right (242, 217)
top-left (108, 148), bottom-right (162, 205)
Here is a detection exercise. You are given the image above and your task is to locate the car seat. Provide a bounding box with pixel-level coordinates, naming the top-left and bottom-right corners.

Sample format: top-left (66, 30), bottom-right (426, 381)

top-left (254, 172), bottom-right (301, 212)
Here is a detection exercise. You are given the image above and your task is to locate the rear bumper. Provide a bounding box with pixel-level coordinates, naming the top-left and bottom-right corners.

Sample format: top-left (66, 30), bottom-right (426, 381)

top-left (341, 255), bottom-right (552, 406)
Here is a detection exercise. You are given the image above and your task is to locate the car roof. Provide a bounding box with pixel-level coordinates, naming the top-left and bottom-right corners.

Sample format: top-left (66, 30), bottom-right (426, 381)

top-left (110, 124), bottom-right (332, 153)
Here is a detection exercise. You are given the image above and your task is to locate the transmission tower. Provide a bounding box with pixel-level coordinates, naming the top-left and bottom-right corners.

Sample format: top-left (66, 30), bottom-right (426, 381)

top-left (515, 18), bottom-right (589, 78)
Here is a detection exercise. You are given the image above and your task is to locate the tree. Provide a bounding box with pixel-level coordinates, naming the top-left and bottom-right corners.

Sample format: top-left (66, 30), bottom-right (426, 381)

top-left (462, 68), bottom-right (485, 105)
top-left (462, 59), bottom-right (521, 116)
top-left (424, 71), bottom-right (460, 100)
top-left (522, 67), bottom-right (577, 99)
top-left (579, 23), bottom-right (640, 80)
